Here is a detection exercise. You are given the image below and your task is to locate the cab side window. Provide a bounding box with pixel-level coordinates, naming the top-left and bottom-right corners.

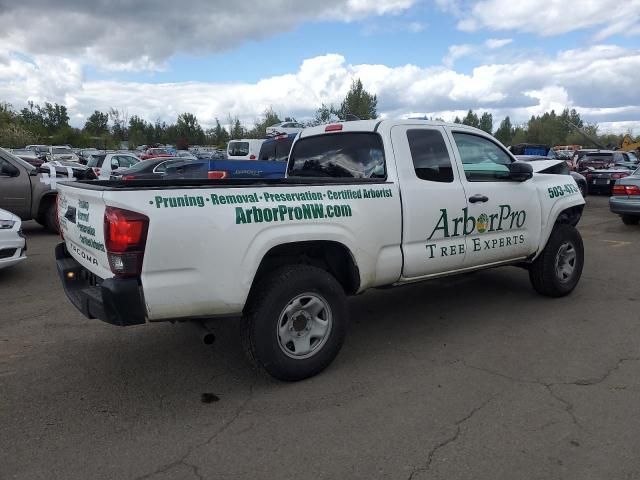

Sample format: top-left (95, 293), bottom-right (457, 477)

top-left (453, 132), bottom-right (513, 181)
top-left (407, 129), bottom-right (453, 183)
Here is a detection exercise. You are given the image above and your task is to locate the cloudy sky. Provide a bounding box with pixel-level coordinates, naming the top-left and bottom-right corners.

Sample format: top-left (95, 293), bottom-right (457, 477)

top-left (0, 0), bottom-right (639, 133)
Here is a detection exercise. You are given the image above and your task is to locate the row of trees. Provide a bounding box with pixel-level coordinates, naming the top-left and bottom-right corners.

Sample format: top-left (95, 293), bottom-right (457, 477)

top-left (0, 79), bottom-right (630, 149)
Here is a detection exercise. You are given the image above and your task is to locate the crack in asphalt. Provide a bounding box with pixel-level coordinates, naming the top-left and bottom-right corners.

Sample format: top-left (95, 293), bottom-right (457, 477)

top-left (407, 395), bottom-right (496, 480)
top-left (132, 376), bottom-right (257, 480)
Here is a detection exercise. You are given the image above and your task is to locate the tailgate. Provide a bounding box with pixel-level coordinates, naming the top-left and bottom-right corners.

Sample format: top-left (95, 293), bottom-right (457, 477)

top-left (57, 183), bottom-right (113, 279)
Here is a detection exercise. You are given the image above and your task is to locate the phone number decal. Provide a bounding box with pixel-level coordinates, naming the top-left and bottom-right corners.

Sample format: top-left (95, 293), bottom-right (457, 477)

top-left (548, 183), bottom-right (580, 199)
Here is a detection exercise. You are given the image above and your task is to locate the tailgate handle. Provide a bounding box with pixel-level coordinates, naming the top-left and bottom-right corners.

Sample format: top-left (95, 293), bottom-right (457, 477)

top-left (64, 206), bottom-right (77, 223)
top-left (469, 194), bottom-right (489, 204)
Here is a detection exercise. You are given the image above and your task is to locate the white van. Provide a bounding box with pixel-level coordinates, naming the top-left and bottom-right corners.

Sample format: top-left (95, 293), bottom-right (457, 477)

top-left (226, 139), bottom-right (265, 160)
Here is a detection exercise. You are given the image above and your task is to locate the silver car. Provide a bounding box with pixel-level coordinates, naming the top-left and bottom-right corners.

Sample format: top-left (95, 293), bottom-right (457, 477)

top-left (610, 167), bottom-right (640, 225)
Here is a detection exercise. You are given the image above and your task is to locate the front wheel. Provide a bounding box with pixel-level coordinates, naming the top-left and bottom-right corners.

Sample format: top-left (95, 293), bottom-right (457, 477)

top-left (621, 215), bottom-right (639, 226)
top-left (529, 224), bottom-right (584, 297)
top-left (242, 265), bottom-right (347, 381)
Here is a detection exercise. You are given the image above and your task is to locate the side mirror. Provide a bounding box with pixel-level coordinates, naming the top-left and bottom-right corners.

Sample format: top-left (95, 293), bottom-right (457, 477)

top-left (508, 161), bottom-right (533, 181)
top-left (1, 162), bottom-right (19, 177)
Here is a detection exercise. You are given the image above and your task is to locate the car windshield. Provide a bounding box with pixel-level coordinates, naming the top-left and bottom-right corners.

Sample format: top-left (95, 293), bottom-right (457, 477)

top-left (149, 148), bottom-right (168, 155)
top-left (53, 147), bottom-right (72, 154)
top-left (122, 158), bottom-right (159, 172)
top-left (627, 152), bottom-right (638, 162)
top-left (0, 148), bottom-right (36, 171)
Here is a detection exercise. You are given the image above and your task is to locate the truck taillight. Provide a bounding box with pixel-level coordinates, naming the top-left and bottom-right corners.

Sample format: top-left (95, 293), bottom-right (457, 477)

top-left (612, 184), bottom-right (640, 196)
top-left (249, 154), bottom-right (256, 160)
top-left (208, 171), bottom-right (227, 179)
top-left (104, 207), bottom-right (149, 277)
top-left (325, 124), bottom-right (343, 132)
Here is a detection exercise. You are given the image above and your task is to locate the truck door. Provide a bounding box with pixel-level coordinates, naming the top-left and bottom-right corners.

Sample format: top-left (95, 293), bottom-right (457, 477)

top-left (0, 154), bottom-right (32, 219)
top-left (391, 125), bottom-right (469, 279)
top-left (447, 130), bottom-right (541, 268)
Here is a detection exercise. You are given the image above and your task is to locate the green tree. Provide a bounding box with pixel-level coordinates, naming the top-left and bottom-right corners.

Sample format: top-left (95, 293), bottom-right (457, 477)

top-left (494, 116), bottom-right (513, 145)
top-left (462, 109), bottom-right (480, 128)
top-left (453, 116), bottom-right (462, 124)
top-left (478, 112), bottom-right (493, 134)
top-left (84, 110), bottom-right (109, 135)
top-left (248, 107), bottom-right (281, 138)
top-left (176, 112), bottom-right (205, 146)
top-left (311, 103), bottom-right (339, 126)
top-left (339, 78), bottom-right (377, 120)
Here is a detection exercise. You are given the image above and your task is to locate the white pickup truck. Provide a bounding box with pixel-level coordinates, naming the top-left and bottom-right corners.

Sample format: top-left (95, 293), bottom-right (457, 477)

top-left (55, 120), bottom-right (585, 381)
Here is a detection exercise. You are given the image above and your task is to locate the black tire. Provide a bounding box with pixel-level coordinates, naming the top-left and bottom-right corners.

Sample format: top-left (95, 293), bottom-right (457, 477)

top-left (44, 200), bottom-right (59, 233)
top-left (529, 224), bottom-right (584, 298)
top-left (621, 215), bottom-right (639, 226)
top-left (242, 265), bottom-right (347, 381)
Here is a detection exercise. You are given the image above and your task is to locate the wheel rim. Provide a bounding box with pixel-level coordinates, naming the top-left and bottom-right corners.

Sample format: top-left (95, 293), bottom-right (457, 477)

top-left (555, 242), bottom-right (577, 283)
top-left (277, 293), bottom-right (332, 359)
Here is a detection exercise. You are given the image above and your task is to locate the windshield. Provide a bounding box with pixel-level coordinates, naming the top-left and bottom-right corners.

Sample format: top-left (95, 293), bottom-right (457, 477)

top-left (121, 158), bottom-right (159, 172)
top-left (52, 147), bottom-right (72, 154)
top-left (0, 148), bottom-right (36, 171)
top-left (149, 148), bottom-right (169, 155)
top-left (627, 152), bottom-right (638, 162)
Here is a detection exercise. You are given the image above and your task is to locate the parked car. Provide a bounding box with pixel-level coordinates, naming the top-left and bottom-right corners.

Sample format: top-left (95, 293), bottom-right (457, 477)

top-left (0, 148), bottom-right (61, 232)
top-left (257, 133), bottom-right (297, 162)
top-left (140, 147), bottom-right (173, 160)
top-left (610, 167), bottom-right (640, 225)
top-left (577, 150), bottom-right (637, 171)
top-left (11, 149), bottom-right (45, 167)
top-left (266, 121), bottom-right (305, 136)
top-left (226, 139), bottom-right (265, 160)
top-left (0, 208), bottom-right (26, 270)
top-left (196, 149), bottom-right (225, 160)
top-left (583, 167), bottom-right (633, 195)
top-left (515, 155), bottom-right (588, 196)
top-left (87, 152), bottom-right (140, 180)
top-left (77, 148), bottom-right (101, 165)
top-left (110, 157), bottom-right (189, 180)
top-left (176, 150), bottom-right (197, 160)
top-left (47, 145), bottom-right (80, 163)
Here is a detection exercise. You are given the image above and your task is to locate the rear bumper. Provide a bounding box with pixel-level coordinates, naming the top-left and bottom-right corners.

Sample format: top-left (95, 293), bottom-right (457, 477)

top-left (55, 242), bottom-right (146, 326)
top-left (610, 197), bottom-right (640, 216)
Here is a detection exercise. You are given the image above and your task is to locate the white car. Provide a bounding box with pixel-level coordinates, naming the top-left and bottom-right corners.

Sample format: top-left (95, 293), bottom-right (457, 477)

top-left (48, 146), bottom-right (80, 163)
top-left (226, 139), bottom-right (265, 160)
top-left (266, 122), bottom-right (305, 136)
top-left (86, 152), bottom-right (140, 180)
top-left (0, 208), bottom-right (26, 270)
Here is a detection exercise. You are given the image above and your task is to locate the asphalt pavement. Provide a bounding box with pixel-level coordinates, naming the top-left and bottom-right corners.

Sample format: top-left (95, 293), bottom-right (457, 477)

top-left (2, 195), bottom-right (639, 480)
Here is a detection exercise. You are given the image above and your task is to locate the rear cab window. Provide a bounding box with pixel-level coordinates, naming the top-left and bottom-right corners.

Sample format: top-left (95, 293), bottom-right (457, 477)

top-left (228, 142), bottom-right (250, 157)
top-left (288, 132), bottom-right (386, 179)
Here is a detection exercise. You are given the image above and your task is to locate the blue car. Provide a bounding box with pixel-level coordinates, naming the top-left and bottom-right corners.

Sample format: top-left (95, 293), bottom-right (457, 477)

top-left (167, 134), bottom-right (295, 180)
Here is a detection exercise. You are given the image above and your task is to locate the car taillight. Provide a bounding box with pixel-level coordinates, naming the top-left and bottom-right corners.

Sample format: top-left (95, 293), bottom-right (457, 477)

top-left (612, 184), bottom-right (640, 196)
top-left (585, 174), bottom-right (592, 181)
top-left (611, 173), bottom-right (630, 180)
top-left (208, 171), bottom-right (227, 179)
top-left (104, 207), bottom-right (149, 277)
top-left (325, 124), bottom-right (343, 132)
top-left (249, 154), bottom-right (256, 160)
top-left (121, 175), bottom-right (136, 181)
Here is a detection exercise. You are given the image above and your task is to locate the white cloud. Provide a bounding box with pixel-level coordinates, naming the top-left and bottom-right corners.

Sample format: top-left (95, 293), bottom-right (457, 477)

top-left (443, 38), bottom-right (512, 67)
top-left (1, 46), bottom-right (639, 134)
top-left (0, 0), bottom-right (418, 69)
top-left (440, 0), bottom-right (640, 40)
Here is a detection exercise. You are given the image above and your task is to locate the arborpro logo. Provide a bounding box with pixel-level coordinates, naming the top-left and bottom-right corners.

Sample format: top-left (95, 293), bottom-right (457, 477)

top-left (428, 205), bottom-right (526, 240)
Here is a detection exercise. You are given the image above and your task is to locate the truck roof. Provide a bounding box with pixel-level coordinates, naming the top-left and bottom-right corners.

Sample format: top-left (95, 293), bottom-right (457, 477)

top-left (298, 119), bottom-right (487, 138)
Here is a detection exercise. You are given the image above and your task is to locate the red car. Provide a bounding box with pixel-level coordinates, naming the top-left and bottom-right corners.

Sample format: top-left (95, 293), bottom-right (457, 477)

top-left (139, 147), bottom-right (173, 160)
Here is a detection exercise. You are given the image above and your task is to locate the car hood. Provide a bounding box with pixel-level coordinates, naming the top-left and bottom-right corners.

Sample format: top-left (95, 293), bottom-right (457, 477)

top-left (0, 208), bottom-right (20, 223)
top-left (529, 160), bottom-right (565, 173)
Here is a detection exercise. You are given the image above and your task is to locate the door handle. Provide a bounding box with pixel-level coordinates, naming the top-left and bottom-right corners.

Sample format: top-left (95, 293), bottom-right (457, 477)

top-left (469, 194), bottom-right (489, 203)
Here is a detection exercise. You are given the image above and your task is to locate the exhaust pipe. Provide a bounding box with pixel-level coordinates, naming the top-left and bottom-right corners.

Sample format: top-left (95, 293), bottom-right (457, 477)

top-left (191, 320), bottom-right (216, 345)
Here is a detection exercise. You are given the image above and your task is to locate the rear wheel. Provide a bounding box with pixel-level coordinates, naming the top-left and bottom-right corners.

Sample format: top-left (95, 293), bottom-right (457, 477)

top-left (44, 201), bottom-right (59, 233)
top-left (529, 224), bottom-right (584, 297)
top-left (621, 215), bottom-right (639, 226)
top-left (242, 265), bottom-right (347, 381)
